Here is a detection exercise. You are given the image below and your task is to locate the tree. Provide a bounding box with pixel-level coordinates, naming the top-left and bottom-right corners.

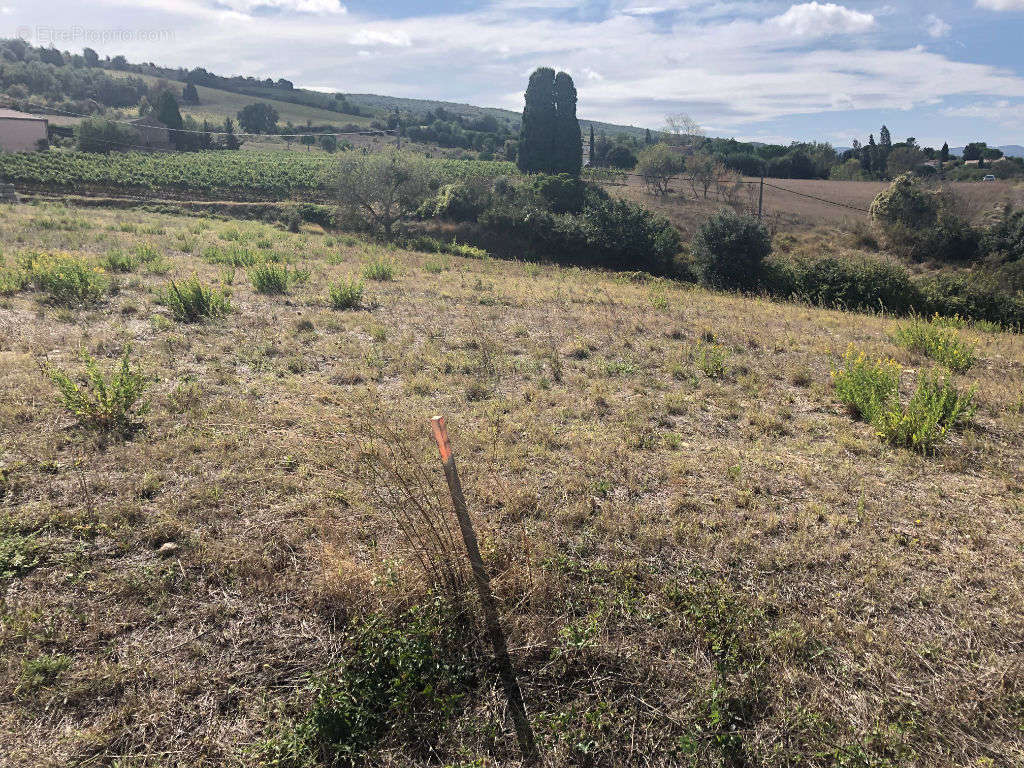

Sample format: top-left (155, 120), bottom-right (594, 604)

top-left (518, 67), bottom-right (557, 173)
top-left (605, 145), bottom-right (637, 169)
top-left (940, 142), bottom-right (950, 164)
top-left (686, 152), bottom-right (716, 199)
top-left (222, 117), bottom-right (240, 150)
top-left (155, 91), bottom-right (185, 149)
top-left (588, 124), bottom-right (595, 166)
top-left (320, 134), bottom-right (338, 153)
top-left (663, 114), bottom-right (704, 150)
top-left (237, 102), bottom-right (279, 134)
top-left (636, 143), bottom-right (682, 196)
top-left (83, 47), bottom-right (99, 67)
top-left (337, 151), bottom-right (436, 237)
top-left (182, 82), bottom-right (199, 105)
top-left (39, 48), bottom-right (64, 66)
top-left (886, 145), bottom-right (924, 176)
top-left (301, 133), bottom-right (316, 151)
top-left (76, 118), bottom-right (138, 153)
top-left (691, 210), bottom-right (771, 290)
top-left (645, 128), bottom-right (653, 145)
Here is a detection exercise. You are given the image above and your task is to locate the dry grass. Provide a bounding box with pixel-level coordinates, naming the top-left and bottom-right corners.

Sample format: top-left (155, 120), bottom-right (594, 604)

top-left (1, 202), bottom-right (1023, 766)
top-left (612, 175), bottom-right (1024, 237)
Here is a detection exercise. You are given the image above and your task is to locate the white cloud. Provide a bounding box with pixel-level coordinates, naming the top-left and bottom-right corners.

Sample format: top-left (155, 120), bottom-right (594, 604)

top-left (770, 2), bottom-right (875, 37)
top-left (924, 14), bottom-right (950, 38)
top-left (215, 0), bottom-right (345, 14)
top-left (348, 28), bottom-right (411, 47)
top-left (975, 0), bottom-right (1024, 9)
top-left (944, 100), bottom-right (1024, 127)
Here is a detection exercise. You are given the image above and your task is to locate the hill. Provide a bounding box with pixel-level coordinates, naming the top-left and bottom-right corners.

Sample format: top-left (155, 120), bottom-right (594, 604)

top-left (1, 201), bottom-right (1022, 767)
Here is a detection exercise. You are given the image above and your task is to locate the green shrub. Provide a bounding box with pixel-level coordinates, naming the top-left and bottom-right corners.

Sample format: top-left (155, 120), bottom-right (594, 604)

top-left (0, 532), bottom-right (43, 579)
top-left (875, 370), bottom-right (976, 453)
top-left (892, 316), bottom-right (977, 373)
top-left (428, 182), bottom-right (488, 221)
top-left (362, 257), bottom-right (396, 281)
top-left (102, 250), bottom-right (137, 273)
top-left (919, 214), bottom-right (981, 263)
top-left (445, 240), bottom-right (488, 259)
top-left (832, 346), bottom-right (901, 424)
top-left (328, 277), bottom-right (364, 310)
top-left (916, 272), bottom-right (1024, 330)
top-left (870, 174), bottom-right (938, 231)
top-left (22, 252), bottom-right (108, 307)
top-left (580, 198), bottom-right (682, 273)
top-left (691, 211), bottom-right (771, 290)
top-left (690, 341), bottom-right (728, 378)
top-left (832, 347), bottom-right (975, 453)
top-left (250, 263), bottom-right (290, 294)
top-left (203, 244), bottom-right (260, 267)
top-left (762, 254), bottom-right (918, 314)
top-left (983, 208), bottom-right (1024, 264)
top-left (132, 242), bottom-right (162, 264)
top-left (162, 274), bottom-right (231, 322)
top-left (0, 264), bottom-right (28, 296)
top-left (45, 347), bottom-right (148, 436)
top-left (529, 173), bottom-right (589, 214)
top-left (259, 600), bottom-right (473, 766)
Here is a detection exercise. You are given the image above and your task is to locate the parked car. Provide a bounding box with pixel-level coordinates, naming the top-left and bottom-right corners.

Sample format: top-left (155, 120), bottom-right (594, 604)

top-left (983, 174), bottom-right (997, 182)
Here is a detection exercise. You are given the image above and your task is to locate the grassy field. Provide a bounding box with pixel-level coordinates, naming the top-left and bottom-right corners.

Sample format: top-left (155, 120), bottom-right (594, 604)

top-left (614, 176), bottom-right (1024, 236)
top-left (103, 70), bottom-right (376, 130)
top-left (1, 202), bottom-right (1023, 767)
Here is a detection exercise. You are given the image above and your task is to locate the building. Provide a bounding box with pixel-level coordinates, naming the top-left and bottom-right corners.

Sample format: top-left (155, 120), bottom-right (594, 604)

top-left (130, 115), bottom-right (171, 151)
top-left (0, 109), bottom-right (48, 152)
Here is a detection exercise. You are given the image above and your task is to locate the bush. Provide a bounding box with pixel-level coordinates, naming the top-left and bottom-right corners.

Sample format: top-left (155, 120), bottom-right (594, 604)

top-left (528, 173), bottom-right (588, 214)
top-left (832, 347), bottom-right (975, 454)
top-left (102, 250), bottom-right (137, 273)
top-left (362, 257), bottom-right (396, 281)
top-left (892, 316), bottom-right (977, 373)
top-left (920, 214), bottom-right (981, 263)
top-left (580, 198), bottom-right (682, 273)
top-left (22, 252), bottom-right (108, 307)
top-left (328, 277), bottom-right (364, 309)
top-left (690, 211), bottom-right (771, 290)
top-left (427, 182), bottom-right (488, 222)
top-left (916, 272), bottom-right (1024, 330)
top-left (249, 263), bottom-right (290, 294)
top-left (762, 254), bottom-right (918, 314)
top-left (162, 274), bottom-right (231, 322)
top-left (45, 347), bottom-right (148, 436)
top-left (875, 370), bottom-right (976, 454)
top-left (869, 174), bottom-right (938, 231)
top-left (982, 208), bottom-right (1024, 264)
top-left (76, 118), bottom-right (139, 153)
top-left (832, 346), bottom-right (901, 425)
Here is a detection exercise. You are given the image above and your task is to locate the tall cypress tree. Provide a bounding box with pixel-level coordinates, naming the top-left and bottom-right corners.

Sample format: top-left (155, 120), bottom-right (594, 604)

top-left (940, 142), bottom-right (949, 163)
top-left (553, 71), bottom-right (582, 176)
top-left (518, 67), bottom-right (557, 174)
top-left (589, 124), bottom-right (595, 166)
top-left (156, 91), bottom-right (185, 150)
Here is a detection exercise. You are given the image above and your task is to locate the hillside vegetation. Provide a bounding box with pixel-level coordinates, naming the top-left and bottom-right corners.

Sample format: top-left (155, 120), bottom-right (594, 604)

top-left (1, 202), bottom-right (1022, 767)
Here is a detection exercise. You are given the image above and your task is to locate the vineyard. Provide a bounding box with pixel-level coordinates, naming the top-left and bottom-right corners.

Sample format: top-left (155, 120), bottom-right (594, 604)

top-left (0, 150), bottom-right (517, 200)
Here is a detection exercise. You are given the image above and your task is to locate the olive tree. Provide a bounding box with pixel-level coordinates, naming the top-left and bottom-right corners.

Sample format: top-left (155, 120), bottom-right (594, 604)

top-left (636, 143), bottom-right (682, 197)
top-left (337, 151), bottom-right (436, 238)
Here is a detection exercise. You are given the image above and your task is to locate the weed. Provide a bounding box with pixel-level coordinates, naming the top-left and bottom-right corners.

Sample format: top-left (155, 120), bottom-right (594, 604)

top-left (423, 256), bottom-right (449, 274)
top-left (131, 242), bottom-right (162, 264)
top-left (363, 257), bottom-right (396, 282)
top-left (832, 346), bottom-right (900, 424)
top-left (44, 347), bottom-right (148, 436)
top-left (250, 263), bottom-right (290, 295)
top-left (17, 654), bottom-right (70, 694)
top-left (875, 370), bottom-right (976, 453)
top-left (691, 341), bottom-right (729, 379)
top-left (0, 532), bottom-right (43, 579)
top-left (259, 599), bottom-right (473, 766)
top-left (162, 274), bottom-right (231, 322)
top-left (102, 250), bottom-right (137, 273)
top-left (328, 277), bottom-right (364, 310)
top-left (22, 252), bottom-right (108, 307)
top-left (892, 315), bottom-right (977, 373)
top-left (203, 244), bottom-right (260, 268)
top-left (0, 264), bottom-right (27, 296)
top-left (833, 347), bottom-right (976, 453)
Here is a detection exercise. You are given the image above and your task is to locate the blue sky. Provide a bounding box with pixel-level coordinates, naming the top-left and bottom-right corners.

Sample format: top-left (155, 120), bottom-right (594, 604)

top-left (4, 0), bottom-right (1024, 147)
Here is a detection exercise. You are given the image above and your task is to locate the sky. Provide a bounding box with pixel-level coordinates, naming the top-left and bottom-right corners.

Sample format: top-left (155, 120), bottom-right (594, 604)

top-left (3, 0), bottom-right (1024, 148)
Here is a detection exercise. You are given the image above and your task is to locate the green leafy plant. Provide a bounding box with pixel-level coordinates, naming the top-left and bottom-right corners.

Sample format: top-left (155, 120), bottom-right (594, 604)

top-left (690, 211), bottom-right (771, 290)
top-left (22, 252), bottom-right (108, 307)
top-left (259, 599), bottom-right (473, 766)
top-left (328, 277), bottom-right (364, 310)
top-left (362, 256), bottom-right (396, 282)
top-left (0, 532), bottom-right (43, 579)
top-left (44, 347), bottom-right (148, 436)
top-left (833, 346), bottom-right (975, 453)
top-left (250, 262), bottom-right (290, 294)
top-left (690, 341), bottom-right (729, 379)
top-left (892, 315), bottom-right (977, 373)
top-left (102, 249), bottom-right (137, 273)
top-left (874, 370), bottom-right (976, 454)
top-left (162, 274), bottom-right (231, 322)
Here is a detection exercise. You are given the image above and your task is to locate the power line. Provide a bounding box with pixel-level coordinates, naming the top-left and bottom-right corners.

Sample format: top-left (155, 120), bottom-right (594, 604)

top-left (763, 182), bottom-right (871, 213)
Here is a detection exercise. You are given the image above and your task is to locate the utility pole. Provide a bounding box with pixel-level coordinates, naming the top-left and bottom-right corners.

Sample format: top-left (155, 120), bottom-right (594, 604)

top-left (757, 175), bottom-right (764, 221)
